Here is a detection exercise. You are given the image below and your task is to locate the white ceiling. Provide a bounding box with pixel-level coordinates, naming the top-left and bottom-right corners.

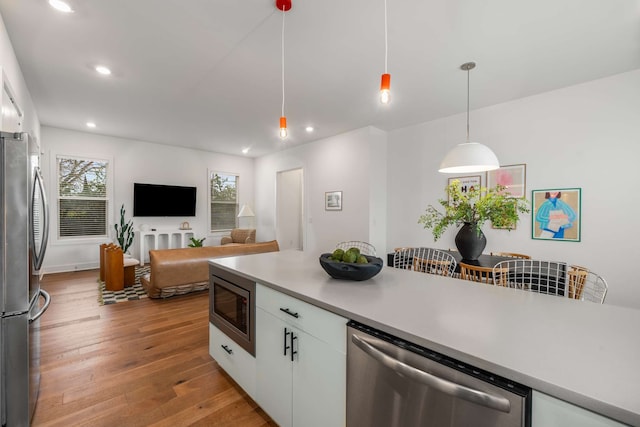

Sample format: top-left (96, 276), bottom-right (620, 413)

top-left (1, 0), bottom-right (639, 157)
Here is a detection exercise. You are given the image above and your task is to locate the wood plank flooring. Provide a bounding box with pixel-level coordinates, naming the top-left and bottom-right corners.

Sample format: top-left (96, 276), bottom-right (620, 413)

top-left (34, 269), bottom-right (276, 427)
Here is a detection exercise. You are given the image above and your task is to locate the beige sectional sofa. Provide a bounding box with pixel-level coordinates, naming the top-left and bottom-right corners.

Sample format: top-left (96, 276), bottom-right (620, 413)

top-left (140, 240), bottom-right (279, 298)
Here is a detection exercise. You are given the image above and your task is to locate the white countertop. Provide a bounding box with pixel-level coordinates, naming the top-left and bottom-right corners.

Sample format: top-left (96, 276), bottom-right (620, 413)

top-left (210, 250), bottom-right (640, 426)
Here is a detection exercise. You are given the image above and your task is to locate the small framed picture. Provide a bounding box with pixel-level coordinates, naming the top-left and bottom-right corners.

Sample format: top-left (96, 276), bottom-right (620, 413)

top-left (447, 175), bottom-right (482, 204)
top-left (492, 221), bottom-right (517, 230)
top-left (531, 188), bottom-right (581, 242)
top-left (486, 164), bottom-right (526, 198)
top-left (325, 191), bottom-right (342, 211)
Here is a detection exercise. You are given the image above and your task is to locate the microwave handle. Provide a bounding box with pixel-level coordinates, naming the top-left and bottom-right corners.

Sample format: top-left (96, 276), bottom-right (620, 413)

top-left (351, 334), bottom-right (511, 414)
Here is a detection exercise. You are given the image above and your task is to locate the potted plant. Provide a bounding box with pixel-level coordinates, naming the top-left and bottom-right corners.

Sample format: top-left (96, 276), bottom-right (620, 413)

top-left (114, 204), bottom-right (135, 254)
top-left (188, 237), bottom-right (206, 247)
top-left (418, 180), bottom-right (529, 260)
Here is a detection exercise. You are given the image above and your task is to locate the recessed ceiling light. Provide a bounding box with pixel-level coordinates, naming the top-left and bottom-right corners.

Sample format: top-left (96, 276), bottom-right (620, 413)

top-left (305, 126), bottom-right (314, 133)
top-left (86, 122), bottom-right (96, 128)
top-left (242, 147), bottom-right (250, 154)
top-left (49, 0), bottom-right (73, 13)
top-left (95, 65), bottom-right (111, 75)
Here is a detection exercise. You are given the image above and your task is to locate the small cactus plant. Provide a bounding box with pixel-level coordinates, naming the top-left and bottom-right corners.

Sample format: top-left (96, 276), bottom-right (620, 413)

top-left (114, 204), bottom-right (135, 253)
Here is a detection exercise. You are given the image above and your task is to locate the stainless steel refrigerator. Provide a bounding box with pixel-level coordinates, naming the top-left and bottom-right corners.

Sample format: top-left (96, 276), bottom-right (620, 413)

top-left (1, 131), bottom-right (50, 427)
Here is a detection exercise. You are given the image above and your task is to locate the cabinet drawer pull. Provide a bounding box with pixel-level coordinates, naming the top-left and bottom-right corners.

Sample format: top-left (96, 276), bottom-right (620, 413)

top-left (284, 328), bottom-right (291, 356)
top-left (290, 332), bottom-right (298, 362)
top-left (280, 307), bottom-right (300, 318)
top-left (221, 344), bottom-right (233, 355)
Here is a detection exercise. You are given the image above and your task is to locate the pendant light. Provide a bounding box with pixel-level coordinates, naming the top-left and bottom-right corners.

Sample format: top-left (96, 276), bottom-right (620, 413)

top-left (277, 0), bottom-right (292, 139)
top-left (379, 0), bottom-right (391, 104)
top-left (439, 62), bottom-right (500, 174)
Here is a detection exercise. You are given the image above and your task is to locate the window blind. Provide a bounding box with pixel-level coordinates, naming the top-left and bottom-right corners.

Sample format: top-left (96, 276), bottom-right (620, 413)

top-left (57, 157), bottom-right (108, 238)
top-left (210, 172), bottom-right (238, 232)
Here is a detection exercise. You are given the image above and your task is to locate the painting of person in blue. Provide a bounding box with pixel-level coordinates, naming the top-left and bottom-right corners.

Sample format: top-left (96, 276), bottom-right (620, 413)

top-left (535, 191), bottom-right (577, 239)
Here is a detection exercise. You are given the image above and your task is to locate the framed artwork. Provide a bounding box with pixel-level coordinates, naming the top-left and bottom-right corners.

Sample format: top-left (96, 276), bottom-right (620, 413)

top-left (447, 175), bottom-right (482, 204)
top-left (325, 191), bottom-right (342, 211)
top-left (531, 188), bottom-right (581, 242)
top-left (492, 219), bottom-right (516, 231)
top-left (486, 164), bottom-right (526, 198)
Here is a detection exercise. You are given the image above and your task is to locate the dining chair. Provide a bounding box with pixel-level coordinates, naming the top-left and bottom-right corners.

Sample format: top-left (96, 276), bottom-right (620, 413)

top-left (459, 262), bottom-right (509, 286)
top-left (490, 252), bottom-right (531, 259)
top-left (568, 266), bottom-right (608, 304)
top-left (493, 259), bottom-right (568, 296)
top-left (335, 241), bottom-right (377, 256)
top-left (393, 247), bottom-right (457, 277)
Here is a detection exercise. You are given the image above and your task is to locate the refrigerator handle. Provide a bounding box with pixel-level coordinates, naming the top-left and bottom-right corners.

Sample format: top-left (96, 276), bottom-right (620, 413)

top-left (30, 289), bottom-right (51, 323)
top-left (32, 166), bottom-right (50, 271)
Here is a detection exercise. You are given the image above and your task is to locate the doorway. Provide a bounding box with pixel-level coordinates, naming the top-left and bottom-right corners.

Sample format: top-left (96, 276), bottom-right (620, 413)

top-left (276, 168), bottom-right (303, 250)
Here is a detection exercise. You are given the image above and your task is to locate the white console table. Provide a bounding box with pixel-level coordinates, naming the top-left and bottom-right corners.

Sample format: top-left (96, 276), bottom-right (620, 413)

top-left (137, 229), bottom-right (195, 265)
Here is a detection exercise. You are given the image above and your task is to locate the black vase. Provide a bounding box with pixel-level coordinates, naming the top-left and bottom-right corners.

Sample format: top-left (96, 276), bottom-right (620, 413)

top-left (455, 222), bottom-right (486, 261)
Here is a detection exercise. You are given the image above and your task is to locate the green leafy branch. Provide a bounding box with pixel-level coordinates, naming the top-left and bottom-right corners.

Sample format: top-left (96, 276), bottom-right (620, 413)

top-left (418, 180), bottom-right (530, 241)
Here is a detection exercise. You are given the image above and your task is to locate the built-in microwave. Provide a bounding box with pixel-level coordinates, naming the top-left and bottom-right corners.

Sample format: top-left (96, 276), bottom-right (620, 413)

top-left (209, 266), bottom-right (256, 356)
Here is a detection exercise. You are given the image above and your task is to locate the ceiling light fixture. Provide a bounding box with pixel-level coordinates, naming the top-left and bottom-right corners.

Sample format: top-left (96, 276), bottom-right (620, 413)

top-left (305, 126), bottom-right (314, 133)
top-left (86, 122), bottom-right (96, 128)
top-left (439, 62), bottom-right (500, 174)
top-left (49, 0), bottom-right (73, 13)
top-left (242, 147), bottom-right (250, 154)
top-left (379, 0), bottom-right (391, 104)
top-left (277, 0), bottom-right (292, 139)
top-left (95, 65), bottom-right (111, 76)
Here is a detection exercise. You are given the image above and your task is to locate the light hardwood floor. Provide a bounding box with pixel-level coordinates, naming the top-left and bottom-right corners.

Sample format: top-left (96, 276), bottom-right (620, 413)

top-left (34, 269), bottom-right (276, 427)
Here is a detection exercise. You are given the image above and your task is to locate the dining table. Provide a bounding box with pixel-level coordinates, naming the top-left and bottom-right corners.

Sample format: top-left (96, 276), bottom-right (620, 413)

top-left (388, 249), bottom-right (570, 297)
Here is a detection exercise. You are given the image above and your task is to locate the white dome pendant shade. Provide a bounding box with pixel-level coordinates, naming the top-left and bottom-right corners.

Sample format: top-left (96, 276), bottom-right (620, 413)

top-left (439, 62), bottom-right (500, 174)
top-left (439, 142), bottom-right (500, 173)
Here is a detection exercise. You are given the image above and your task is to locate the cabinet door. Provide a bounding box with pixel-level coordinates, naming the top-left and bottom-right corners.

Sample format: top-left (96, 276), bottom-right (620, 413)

top-left (532, 391), bottom-right (627, 427)
top-left (256, 307), bottom-right (293, 427)
top-left (293, 329), bottom-right (346, 427)
top-left (208, 323), bottom-right (256, 399)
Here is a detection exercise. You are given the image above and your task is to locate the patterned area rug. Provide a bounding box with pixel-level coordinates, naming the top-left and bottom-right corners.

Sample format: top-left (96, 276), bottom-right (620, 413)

top-left (98, 265), bottom-right (150, 305)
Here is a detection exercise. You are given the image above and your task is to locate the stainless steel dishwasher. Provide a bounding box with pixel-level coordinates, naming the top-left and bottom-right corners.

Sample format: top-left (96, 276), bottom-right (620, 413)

top-left (347, 321), bottom-right (531, 427)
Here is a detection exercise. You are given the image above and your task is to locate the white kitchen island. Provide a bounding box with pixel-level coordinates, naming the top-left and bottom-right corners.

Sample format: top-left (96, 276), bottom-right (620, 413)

top-left (210, 250), bottom-right (640, 426)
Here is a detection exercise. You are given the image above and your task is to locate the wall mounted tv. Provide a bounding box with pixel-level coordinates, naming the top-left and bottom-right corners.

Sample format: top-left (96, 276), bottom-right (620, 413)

top-left (133, 183), bottom-right (197, 217)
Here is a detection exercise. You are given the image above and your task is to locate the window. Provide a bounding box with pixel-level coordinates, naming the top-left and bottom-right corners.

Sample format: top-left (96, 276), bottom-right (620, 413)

top-left (210, 172), bottom-right (238, 231)
top-left (57, 156), bottom-right (108, 238)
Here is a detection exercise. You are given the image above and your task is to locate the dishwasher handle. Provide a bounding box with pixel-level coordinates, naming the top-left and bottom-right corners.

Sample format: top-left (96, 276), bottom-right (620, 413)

top-left (351, 334), bottom-right (512, 414)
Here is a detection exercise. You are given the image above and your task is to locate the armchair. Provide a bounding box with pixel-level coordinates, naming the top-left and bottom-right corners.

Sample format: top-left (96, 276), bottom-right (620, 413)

top-left (221, 228), bottom-right (256, 245)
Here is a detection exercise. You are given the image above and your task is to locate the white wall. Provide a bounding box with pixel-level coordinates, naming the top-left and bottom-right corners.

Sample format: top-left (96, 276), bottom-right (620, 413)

top-left (1, 13), bottom-right (39, 140)
top-left (41, 126), bottom-right (254, 272)
top-left (387, 69), bottom-right (640, 309)
top-left (255, 126), bottom-right (387, 255)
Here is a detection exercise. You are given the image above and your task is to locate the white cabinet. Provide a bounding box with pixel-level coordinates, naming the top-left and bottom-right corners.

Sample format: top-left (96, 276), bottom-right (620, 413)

top-left (137, 229), bottom-right (194, 265)
top-left (532, 391), bottom-right (628, 427)
top-left (209, 323), bottom-right (256, 399)
top-left (1, 70), bottom-right (23, 132)
top-left (256, 284), bottom-right (347, 427)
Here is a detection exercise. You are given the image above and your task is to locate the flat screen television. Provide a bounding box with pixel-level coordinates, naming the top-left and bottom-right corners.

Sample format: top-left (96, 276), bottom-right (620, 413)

top-left (133, 183), bottom-right (197, 217)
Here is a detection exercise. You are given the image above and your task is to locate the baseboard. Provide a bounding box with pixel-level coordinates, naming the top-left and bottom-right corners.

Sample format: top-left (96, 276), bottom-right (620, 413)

top-left (43, 262), bottom-right (98, 275)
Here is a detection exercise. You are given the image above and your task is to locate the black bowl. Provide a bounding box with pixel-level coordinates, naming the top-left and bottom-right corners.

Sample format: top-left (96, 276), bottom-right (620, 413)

top-left (319, 253), bottom-right (384, 281)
